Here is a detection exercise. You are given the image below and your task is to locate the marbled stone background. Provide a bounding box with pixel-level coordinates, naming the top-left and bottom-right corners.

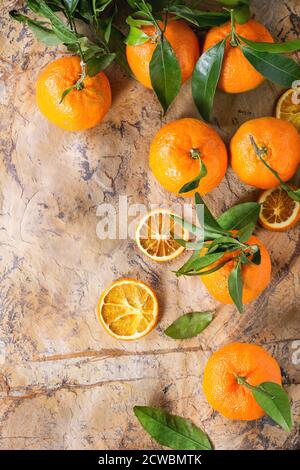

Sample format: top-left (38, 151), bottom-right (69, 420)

top-left (0, 0), bottom-right (299, 450)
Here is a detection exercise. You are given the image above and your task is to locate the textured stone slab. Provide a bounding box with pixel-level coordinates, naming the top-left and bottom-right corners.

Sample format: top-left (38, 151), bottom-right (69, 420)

top-left (0, 0), bottom-right (299, 450)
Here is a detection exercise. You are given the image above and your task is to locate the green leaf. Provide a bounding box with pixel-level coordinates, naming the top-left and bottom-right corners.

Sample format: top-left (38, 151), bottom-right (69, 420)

top-left (93, 0), bottom-right (113, 14)
top-left (239, 252), bottom-right (252, 265)
top-left (177, 252), bottom-right (224, 276)
top-left (218, 202), bottom-right (261, 230)
top-left (252, 382), bottom-right (293, 432)
top-left (189, 252), bottom-right (225, 270)
top-left (239, 36), bottom-right (300, 53)
top-left (173, 238), bottom-right (204, 251)
top-left (149, 35), bottom-right (182, 113)
top-left (63, 0), bottom-right (80, 14)
top-left (76, 0), bottom-right (93, 21)
top-left (78, 41), bottom-right (105, 59)
top-left (127, 0), bottom-right (139, 9)
top-left (236, 377), bottom-right (293, 432)
top-left (109, 26), bottom-right (133, 76)
top-left (133, 406), bottom-right (213, 450)
top-left (216, 0), bottom-right (246, 5)
top-left (186, 258), bottom-right (232, 276)
top-left (171, 215), bottom-right (202, 237)
top-left (195, 193), bottom-right (229, 238)
top-left (192, 39), bottom-right (226, 122)
top-left (27, 0), bottom-right (77, 43)
top-left (9, 11), bottom-right (62, 46)
top-left (165, 311), bottom-right (213, 339)
top-left (86, 53), bottom-right (116, 76)
top-left (45, 0), bottom-right (64, 12)
top-left (170, 216), bottom-right (204, 249)
top-left (60, 84), bottom-right (76, 103)
top-left (207, 236), bottom-right (242, 252)
top-left (228, 260), bottom-right (243, 313)
top-left (104, 18), bottom-right (112, 43)
top-left (237, 222), bottom-right (255, 243)
top-left (126, 16), bottom-right (153, 27)
top-left (288, 188), bottom-right (300, 203)
top-left (168, 6), bottom-right (229, 28)
top-left (179, 160), bottom-right (207, 194)
top-left (101, 5), bottom-right (116, 44)
top-left (176, 251), bottom-right (200, 276)
top-left (125, 16), bottom-right (152, 45)
top-left (125, 25), bottom-right (150, 45)
top-left (241, 46), bottom-right (300, 87)
top-left (251, 248), bottom-right (261, 265)
top-left (233, 4), bottom-right (251, 24)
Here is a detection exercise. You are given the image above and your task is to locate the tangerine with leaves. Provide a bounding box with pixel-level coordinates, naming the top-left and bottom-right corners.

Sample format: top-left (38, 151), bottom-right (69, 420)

top-left (175, 194), bottom-right (270, 312)
top-left (149, 118), bottom-right (228, 197)
top-left (231, 117), bottom-right (300, 189)
top-left (200, 234), bottom-right (271, 305)
top-left (126, 18), bottom-right (200, 89)
top-left (203, 19), bottom-right (274, 93)
top-left (203, 342), bottom-right (282, 421)
top-left (36, 56), bottom-right (111, 131)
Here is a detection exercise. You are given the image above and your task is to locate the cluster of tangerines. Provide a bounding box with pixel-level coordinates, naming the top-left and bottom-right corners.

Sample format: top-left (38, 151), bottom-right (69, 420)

top-left (24, 13), bottom-right (300, 436)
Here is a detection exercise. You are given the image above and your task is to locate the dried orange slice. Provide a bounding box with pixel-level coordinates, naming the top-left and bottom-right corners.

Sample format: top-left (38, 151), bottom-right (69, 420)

top-left (97, 278), bottom-right (158, 340)
top-left (258, 186), bottom-right (300, 232)
top-left (136, 209), bottom-right (188, 262)
top-left (276, 88), bottom-right (300, 133)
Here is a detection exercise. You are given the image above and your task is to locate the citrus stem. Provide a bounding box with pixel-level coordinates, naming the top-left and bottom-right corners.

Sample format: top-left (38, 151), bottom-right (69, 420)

top-left (236, 376), bottom-right (256, 391)
top-left (142, 0), bottom-right (161, 33)
top-left (229, 9), bottom-right (239, 47)
top-left (60, 12), bottom-right (86, 102)
top-left (190, 148), bottom-right (201, 160)
top-left (249, 135), bottom-right (286, 185)
top-left (77, 60), bottom-right (86, 88)
top-left (236, 376), bottom-right (277, 400)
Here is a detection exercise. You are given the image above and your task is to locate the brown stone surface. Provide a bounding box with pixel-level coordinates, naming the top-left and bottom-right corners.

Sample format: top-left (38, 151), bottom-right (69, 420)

top-left (0, 0), bottom-right (300, 450)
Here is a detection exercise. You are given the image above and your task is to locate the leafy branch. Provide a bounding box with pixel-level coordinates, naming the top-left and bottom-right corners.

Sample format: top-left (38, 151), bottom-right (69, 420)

top-left (174, 193), bottom-right (262, 312)
top-left (10, 0), bottom-right (125, 100)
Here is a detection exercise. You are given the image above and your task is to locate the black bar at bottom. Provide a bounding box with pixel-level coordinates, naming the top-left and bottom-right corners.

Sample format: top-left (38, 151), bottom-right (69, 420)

top-left (0, 449), bottom-right (298, 465)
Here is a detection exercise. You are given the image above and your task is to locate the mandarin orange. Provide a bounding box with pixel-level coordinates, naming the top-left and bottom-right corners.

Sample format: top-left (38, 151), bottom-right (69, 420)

top-left (149, 118), bottom-right (227, 197)
top-left (36, 56), bottom-right (111, 131)
top-left (203, 342), bottom-right (282, 421)
top-left (126, 18), bottom-right (200, 89)
top-left (203, 19), bottom-right (274, 93)
top-left (231, 117), bottom-right (300, 189)
top-left (200, 234), bottom-right (271, 304)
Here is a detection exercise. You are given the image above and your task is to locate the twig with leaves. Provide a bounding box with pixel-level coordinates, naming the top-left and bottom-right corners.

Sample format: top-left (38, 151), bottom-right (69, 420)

top-left (173, 193), bottom-right (262, 313)
top-left (10, 0), bottom-right (127, 100)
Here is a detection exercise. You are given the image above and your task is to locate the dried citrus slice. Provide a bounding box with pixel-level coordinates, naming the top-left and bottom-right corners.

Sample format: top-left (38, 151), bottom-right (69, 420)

top-left (97, 278), bottom-right (158, 340)
top-left (136, 209), bottom-right (189, 262)
top-left (258, 186), bottom-right (300, 232)
top-left (276, 88), bottom-right (300, 133)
